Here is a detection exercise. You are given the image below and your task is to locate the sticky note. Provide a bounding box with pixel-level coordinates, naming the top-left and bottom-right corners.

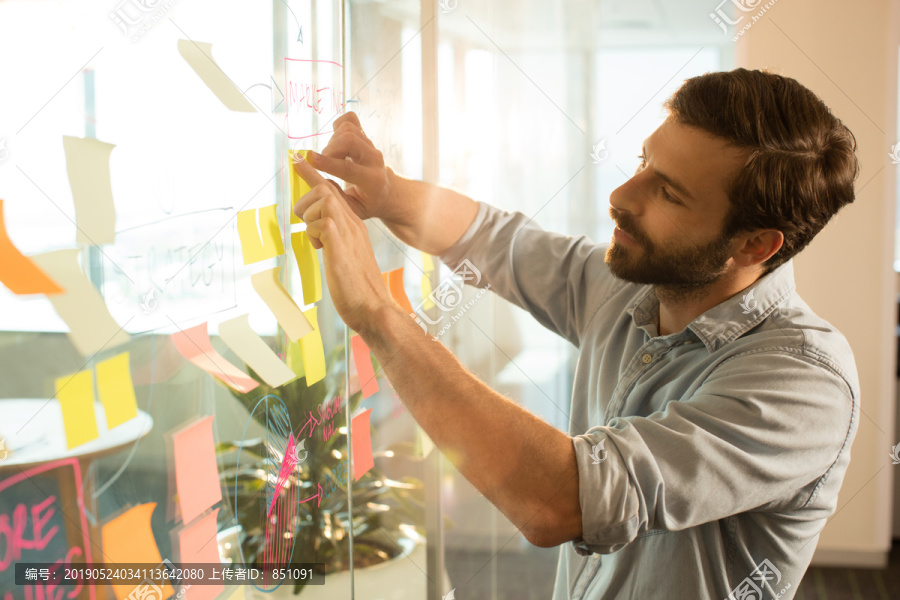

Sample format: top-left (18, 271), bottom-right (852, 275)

top-left (56, 369), bottom-right (100, 450)
top-left (62, 136), bottom-right (117, 245)
top-left (350, 334), bottom-right (379, 399)
top-left (418, 425), bottom-right (435, 458)
top-left (102, 503), bottom-right (174, 600)
top-left (289, 149), bottom-right (312, 224)
top-left (177, 40), bottom-right (255, 112)
top-left (219, 314), bottom-right (296, 388)
top-left (251, 267), bottom-right (315, 341)
top-left (351, 408), bottom-right (375, 481)
top-left (0, 200), bottom-right (63, 295)
top-left (291, 230), bottom-right (321, 304)
top-left (171, 322), bottom-right (259, 394)
top-left (96, 352), bottom-right (138, 429)
top-left (31, 249), bottom-right (131, 356)
top-left (172, 416), bottom-right (222, 524)
top-left (297, 306), bottom-right (326, 385)
top-left (421, 273), bottom-right (435, 310)
top-left (176, 508), bottom-right (224, 599)
top-left (421, 251), bottom-right (434, 272)
top-left (225, 587), bottom-right (250, 600)
top-left (382, 267), bottom-right (414, 313)
top-left (236, 204), bottom-right (285, 265)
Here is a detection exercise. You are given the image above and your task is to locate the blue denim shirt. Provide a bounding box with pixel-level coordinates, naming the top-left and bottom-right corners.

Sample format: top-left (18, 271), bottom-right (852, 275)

top-left (439, 201), bottom-right (859, 600)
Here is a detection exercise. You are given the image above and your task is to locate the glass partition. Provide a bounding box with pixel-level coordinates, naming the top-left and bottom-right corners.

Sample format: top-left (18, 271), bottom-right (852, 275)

top-left (0, 1), bottom-right (733, 599)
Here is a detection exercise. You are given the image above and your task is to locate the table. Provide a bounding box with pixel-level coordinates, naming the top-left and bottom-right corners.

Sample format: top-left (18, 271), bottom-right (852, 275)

top-left (0, 399), bottom-right (152, 600)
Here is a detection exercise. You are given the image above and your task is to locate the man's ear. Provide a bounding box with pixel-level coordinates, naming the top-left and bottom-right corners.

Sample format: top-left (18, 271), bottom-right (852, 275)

top-left (733, 229), bottom-right (784, 269)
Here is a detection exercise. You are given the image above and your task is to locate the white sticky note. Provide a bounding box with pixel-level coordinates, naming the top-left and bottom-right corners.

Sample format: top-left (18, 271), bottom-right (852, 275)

top-left (177, 39), bottom-right (256, 112)
top-left (31, 249), bottom-right (130, 356)
top-left (62, 136), bottom-right (116, 245)
top-left (251, 267), bottom-right (314, 341)
top-left (219, 314), bottom-right (297, 388)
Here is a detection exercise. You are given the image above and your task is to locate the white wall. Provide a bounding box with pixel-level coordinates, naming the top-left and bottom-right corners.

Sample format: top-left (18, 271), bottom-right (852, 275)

top-left (737, 0), bottom-right (898, 567)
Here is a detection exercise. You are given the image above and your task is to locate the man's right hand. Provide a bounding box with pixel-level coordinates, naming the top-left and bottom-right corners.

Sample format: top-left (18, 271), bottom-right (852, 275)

top-left (301, 111), bottom-right (396, 222)
top-left (296, 110), bottom-right (479, 257)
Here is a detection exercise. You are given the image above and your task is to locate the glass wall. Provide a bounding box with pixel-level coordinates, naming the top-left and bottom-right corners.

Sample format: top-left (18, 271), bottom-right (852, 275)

top-left (0, 1), bottom-right (731, 599)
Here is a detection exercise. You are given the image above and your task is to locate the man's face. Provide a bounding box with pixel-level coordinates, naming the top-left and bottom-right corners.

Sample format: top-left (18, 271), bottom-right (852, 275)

top-left (605, 117), bottom-right (748, 289)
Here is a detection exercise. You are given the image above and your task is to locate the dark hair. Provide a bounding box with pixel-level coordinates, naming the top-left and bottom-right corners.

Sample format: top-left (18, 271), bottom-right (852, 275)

top-left (664, 68), bottom-right (859, 275)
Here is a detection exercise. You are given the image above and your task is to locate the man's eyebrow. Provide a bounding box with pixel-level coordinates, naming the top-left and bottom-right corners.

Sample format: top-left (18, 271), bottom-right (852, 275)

top-left (641, 143), bottom-right (697, 203)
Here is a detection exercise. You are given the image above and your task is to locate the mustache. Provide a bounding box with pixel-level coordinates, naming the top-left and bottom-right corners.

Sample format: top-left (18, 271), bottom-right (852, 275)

top-left (609, 210), bottom-right (642, 242)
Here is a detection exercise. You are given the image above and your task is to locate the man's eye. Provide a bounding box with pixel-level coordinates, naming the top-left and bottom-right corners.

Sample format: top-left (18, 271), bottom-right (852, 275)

top-left (660, 187), bottom-right (680, 204)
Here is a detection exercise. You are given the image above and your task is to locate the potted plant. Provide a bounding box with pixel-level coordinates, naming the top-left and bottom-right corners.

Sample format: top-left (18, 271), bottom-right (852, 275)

top-left (215, 339), bottom-right (430, 597)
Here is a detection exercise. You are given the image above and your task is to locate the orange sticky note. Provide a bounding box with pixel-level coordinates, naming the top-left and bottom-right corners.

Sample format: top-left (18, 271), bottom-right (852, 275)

top-left (350, 334), bottom-right (379, 399)
top-left (172, 415), bottom-right (222, 524)
top-left (96, 352), bottom-right (139, 429)
top-left (102, 503), bottom-right (174, 600)
top-left (298, 306), bottom-right (325, 385)
top-left (351, 408), bottom-right (375, 481)
top-left (176, 508), bottom-right (224, 599)
top-left (56, 369), bottom-right (100, 450)
top-left (236, 204), bottom-right (285, 265)
top-left (291, 230), bottom-right (322, 304)
top-left (289, 149), bottom-right (311, 224)
top-left (0, 200), bottom-right (63, 295)
top-left (171, 322), bottom-right (259, 393)
top-left (382, 267), bottom-right (413, 313)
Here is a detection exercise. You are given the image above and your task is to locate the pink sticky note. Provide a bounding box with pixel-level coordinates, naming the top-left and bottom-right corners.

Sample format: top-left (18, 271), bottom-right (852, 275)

top-left (172, 416), bottom-right (222, 524)
top-left (176, 508), bottom-right (224, 599)
top-left (351, 409), bottom-right (374, 481)
top-left (171, 322), bottom-right (259, 393)
top-left (350, 335), bottom-right (379, 399)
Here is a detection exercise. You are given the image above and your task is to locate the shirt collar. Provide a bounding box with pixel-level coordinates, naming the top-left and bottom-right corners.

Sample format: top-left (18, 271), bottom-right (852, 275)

top-left (626, 259), bottom-right (796, 353)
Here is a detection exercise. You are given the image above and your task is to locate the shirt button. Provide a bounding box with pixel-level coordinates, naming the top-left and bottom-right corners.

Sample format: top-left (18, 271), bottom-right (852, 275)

top-left (641, 353), bottom-right (652, 364)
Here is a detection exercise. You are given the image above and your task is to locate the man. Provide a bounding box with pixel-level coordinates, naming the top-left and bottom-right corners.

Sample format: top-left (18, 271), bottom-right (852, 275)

top-left (291, 68), bottom-right (860, 599)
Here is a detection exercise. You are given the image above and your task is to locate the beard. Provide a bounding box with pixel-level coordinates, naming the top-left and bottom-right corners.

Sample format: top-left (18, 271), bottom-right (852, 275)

top-left (605, 217), bottom-right (736, 302)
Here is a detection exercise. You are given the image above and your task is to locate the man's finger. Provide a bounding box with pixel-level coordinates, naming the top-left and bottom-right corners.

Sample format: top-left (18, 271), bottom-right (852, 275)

top-left (333, 111), bottom-right (361, 131)
top-left (305, 151), bottom-right (383, 193)
top-left (320, 130), bottom-right (381, 166)
top-left (292, 183), bottom-right (331, 222)
top-left (292, 151), bottom-right (329, 189)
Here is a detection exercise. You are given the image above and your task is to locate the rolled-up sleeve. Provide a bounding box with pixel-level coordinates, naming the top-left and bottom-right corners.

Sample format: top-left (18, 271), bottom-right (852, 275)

top-left (569, 350), bottom-right (857, 555)
top-left (438, 201), bottom-right (620, 347)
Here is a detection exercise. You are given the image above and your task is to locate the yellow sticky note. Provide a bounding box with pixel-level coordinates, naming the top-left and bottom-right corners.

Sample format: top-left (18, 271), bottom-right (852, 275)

top-left (62, 136), bottom-right (116, 245)
top-left (421, 251), bottom-right (434, 272)
top-left (237, 204), bottom-right (285, 265)
top-left (417, 424), bottom-right (435, 458)
top-left (289, 149), bottom-right (311, 224)
top-left (225, 586), bottom-right (250, 600)
top-left (31, 249), bottom-right (130, 356)
top-left (177, 40), bottom-right (255, 112)
top-left (251, 267), bottom-right (315, 341)
top-left (286, 336), bottom-right (305, 379)
top-left (291, 231), bottom-right (322, 304)
top-left (421, 274), bottom-right (435, 310)
top-left (96, 352), bottom-right (139, 429)
top-left (298, 306), bottom-right (326, 385)
top-left (56, 370), bottom-right (100, 450)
